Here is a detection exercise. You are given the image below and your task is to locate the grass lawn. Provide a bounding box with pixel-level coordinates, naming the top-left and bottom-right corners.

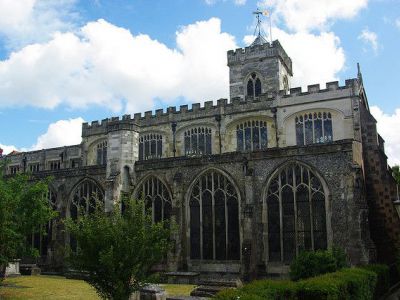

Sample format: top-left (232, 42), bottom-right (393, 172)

top-left (0, 275), bottom-right (196, 299)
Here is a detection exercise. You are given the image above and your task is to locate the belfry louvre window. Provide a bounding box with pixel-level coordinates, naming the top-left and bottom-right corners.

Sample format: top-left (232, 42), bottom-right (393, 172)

top-left (135, 176), bottom-right (171, 223)
top-left (69, 180), bottom-right (104, 251)
top-left (265, 163), bottom-right (327, 263)
top-left (247, 72), bottom-right (262, 98)
top-left (96, 141), bottom-right (107, 165)
top-left (236, 120), bottom-right (268, 151)
top-left (184, 127), bottom-right (212, 156)
top-left (189, 170), bottom-right (240, 261)
top-left (296, 112), bottom-right (333, 146)
top-left (139, 134), bottom-right (163, 160)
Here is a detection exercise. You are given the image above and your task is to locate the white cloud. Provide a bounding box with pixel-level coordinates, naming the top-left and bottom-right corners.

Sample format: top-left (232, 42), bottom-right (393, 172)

top-left (258, 0), bottom-right (368, 32)
top-left (370, 106), bottom-right (400, 166)
top-left (31, 117), bottom-right (84, 150)
top-left (244, 28), bottom-right (345, 88)
top-left (358, 29), bottom-right (379, 54)
top-left (0, 18), bottom-right (236, 113)
top-left (0, 0), bottom-right (77, 49)
top-left (204, 0), bottom-right (246, 5)
top-left (0, 143), bottom-right (18, 155)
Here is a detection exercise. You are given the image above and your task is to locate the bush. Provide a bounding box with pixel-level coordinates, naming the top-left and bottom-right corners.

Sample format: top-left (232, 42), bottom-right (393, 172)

top-left (361, 264), bottom-right (389, 298)
top-left (290, 250), bottom-right (336, 281)
top-left (289, 248), bottom-right (348, 281)
top-left (216, 267), bottom-right (381, 300)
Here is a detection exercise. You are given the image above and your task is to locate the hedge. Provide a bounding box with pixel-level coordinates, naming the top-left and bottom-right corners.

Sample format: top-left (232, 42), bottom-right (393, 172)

top-left (215, 266), bottom-right (390, 300)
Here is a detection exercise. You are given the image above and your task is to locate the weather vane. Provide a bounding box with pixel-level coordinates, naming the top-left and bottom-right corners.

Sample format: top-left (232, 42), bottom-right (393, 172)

top-left (252, 8), bottom-right (272, 45)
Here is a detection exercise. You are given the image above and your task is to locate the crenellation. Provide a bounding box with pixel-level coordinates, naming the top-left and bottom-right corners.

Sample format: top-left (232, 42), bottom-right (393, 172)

top-left (327, 81), bottom-right (339, 91)
top-left (91, 120), bottom-right (99, 127)
top-left (167, 106), bottom-right (176, 114)
top-left (204, 100), bottom-right (213, 109)
top-left (180, 105), bottom-right (188, 113)
top-left (192, 103), bottom-right (200, 112)
top-left (307, 84), bottom-right (320, 93)
top-left (122, 114), bottom-right (130, 120)
top-left (155, 109), bottom-right (163, 117)
top-left (133, 113), bottom-right (142, 122)
top-left (111, 117), bottom-right (119, 122)
top-left (290, 87), bottom-right (302, 95)
top-left (217, 98), bottom-right (227, 107)
top-left (145, 111), bottom-right (152, 119)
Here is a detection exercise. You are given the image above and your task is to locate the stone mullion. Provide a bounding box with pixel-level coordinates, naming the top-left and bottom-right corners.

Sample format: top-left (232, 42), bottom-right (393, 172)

top-left (279, 175), bottom-right (284, 262)
top-left (293, 169), bottom-right (299, 257)
top-left (308, 170), bottom-right (315, 251)
top-left (212, 172), bottom-right (216, 260)
top-left (199, 181), bottom-right (203, 260)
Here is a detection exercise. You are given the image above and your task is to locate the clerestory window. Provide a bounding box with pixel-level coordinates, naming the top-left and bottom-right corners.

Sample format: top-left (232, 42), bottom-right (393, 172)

top-left (96, 141), bottom-right (107, 165)
top-left (139, 134), bottom-right (163, 160)
top-left (236, 120), bottom-right (268, 152)
top-left (295, 112), bottom-right (333, 146)
top-left (247, 72), bottom-right (262, 98)
top-left (184, 127), bottom-right (212, 156)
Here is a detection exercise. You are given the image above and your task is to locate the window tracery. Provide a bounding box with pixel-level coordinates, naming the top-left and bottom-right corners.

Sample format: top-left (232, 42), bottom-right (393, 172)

top-left (139, 134), bottom-right (163, 160)
top-left (265, 163), bottom-right (327, 263)
top-left (31, 189), bottom-right (57, 257)
top-left (236, 120), bottom-right (268, 152)
top-left (96, 140), bottom-right (107, 165)
top-left (135, 176), bottom-right (171, 223)
top-left (189, 170), bottom-right (240, 261)
top-left (69, 180), bottom-right (104, 251)
top-left (295, 112), bottom-right (333, 145)
top-left (247, 72), bottom-right (262, 98)
top-left (184, 127), bottom-right (212, 156)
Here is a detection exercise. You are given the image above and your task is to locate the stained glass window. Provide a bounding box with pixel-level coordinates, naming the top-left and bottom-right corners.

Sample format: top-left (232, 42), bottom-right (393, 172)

top-left (265, 163), bottom-right (327, 262)
top-left (135, 176), bottom-right (172, 223)
top-left (295, 112), bottom-right (333, 145)
top-left (189, 170), bottom-right (240, 261)
top-left (236, 120), bottom-right (268, 152)
top-left (139, 134), bottom-right (163, 160)
top-left (184, 127), bottom-right (212, 156)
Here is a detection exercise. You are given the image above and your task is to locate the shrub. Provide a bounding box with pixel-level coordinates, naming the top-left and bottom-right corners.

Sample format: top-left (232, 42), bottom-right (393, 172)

top-left (216, 267), bottom-right (380, 300)
top-left (331, 247), bottom-right (348, 269)
top-left (361, 264), bottom-right (389, 298)
top-left (290, 250), bottom-right (337, 281)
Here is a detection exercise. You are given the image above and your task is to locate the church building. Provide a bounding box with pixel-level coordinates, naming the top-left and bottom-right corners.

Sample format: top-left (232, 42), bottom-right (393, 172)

top-left (4, 35), bottom-right (400, 279)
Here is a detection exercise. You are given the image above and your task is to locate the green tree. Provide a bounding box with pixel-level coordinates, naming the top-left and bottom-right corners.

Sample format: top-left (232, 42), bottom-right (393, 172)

top-left (393, 165), bottom-right (400, 185)
top-left (65, 198), bottom-right (173, 300)
top-left (0, 162), bottom-right (56, 279)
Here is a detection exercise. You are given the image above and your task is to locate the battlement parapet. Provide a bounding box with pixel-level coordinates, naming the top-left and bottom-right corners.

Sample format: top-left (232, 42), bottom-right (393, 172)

top-left (82, 78), bottom-right (358, 133)
top-left (282, 79), bottom-right (357, 99)
top-left (227, 40), bottom-right (293, 75)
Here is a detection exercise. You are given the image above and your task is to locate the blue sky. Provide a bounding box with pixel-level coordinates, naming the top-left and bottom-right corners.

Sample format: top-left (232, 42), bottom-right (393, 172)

top-left (0, 0), bottom-right (399, 164)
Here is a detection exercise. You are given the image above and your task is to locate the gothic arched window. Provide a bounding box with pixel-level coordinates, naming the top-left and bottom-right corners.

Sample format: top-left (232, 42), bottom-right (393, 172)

top-left (69, 179), bottom-right (104, 251)
top-left (265, 163), bottom-right (327, 263)
top-left (139, 134), bottom-right (163, 160)
top-left (189, 170), bottom-right (240, 261)
top-left (184, 127), bottom-right (212, 156)
top-left (247, 73), bottom-right (262, 98)
top-left (135, 176), bottom-right (172, 223)
top-left (295, 112), bottom-right (333, 146)
top-left (96, 140), bottom-right (107, 165)
top-left (31, 189), bottom-right (57, 257)
top-left (236, 120), bottom-right (268, 152)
